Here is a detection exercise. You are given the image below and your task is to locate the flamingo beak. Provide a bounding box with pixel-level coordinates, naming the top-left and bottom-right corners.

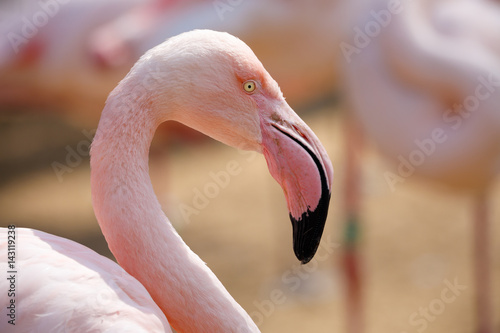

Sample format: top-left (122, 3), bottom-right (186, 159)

top-left (260, 102), bottom-right (333, 264)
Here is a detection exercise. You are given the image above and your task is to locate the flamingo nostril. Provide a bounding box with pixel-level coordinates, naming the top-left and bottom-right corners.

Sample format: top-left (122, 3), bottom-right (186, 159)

top-left (292, 124), bottom-right (310, 144)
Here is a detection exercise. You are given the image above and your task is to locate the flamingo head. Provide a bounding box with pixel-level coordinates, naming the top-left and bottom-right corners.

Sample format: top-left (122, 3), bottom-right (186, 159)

top-left (144, 30), bottom-right (333, 263)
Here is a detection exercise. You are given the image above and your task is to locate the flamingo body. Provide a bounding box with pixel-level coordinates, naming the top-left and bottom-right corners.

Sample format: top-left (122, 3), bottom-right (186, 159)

top-left (0, 228), bottom-right (169, 333)
top-left (344, 0), bottom-right (500, 189)
top-left (340, 1), bottom-right (500, 332)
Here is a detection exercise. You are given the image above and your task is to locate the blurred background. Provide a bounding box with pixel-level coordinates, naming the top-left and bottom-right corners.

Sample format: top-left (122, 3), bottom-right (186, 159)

top-left (1, 0), bottom-right (500, 332)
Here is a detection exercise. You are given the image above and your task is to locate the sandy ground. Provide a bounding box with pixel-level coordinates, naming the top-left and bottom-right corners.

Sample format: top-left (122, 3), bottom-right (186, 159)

top-left (0, 104), bottom-right (499, 333)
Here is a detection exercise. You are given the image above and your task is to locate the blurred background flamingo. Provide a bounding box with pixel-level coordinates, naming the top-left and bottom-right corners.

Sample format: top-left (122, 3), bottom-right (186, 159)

top-left (341, 1), bottom-right (500, 333)
top-left (1, 0), bottom-right (500, 332)
top-left (0, 0), bottom-right (144, 123)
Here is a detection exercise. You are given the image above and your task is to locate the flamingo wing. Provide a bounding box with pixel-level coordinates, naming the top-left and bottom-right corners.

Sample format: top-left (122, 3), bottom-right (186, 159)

top-left (0, 227), bottom-right (171, 333)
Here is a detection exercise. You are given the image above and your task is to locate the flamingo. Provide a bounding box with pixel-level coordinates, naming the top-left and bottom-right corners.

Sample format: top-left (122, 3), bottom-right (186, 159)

top-left (86, 1), bottom-right (500, 331)
top-left (0, 0), bottom-right (146, 125)
top-left (0, 30), bottom-right (333, 332)
top-left (340, 0), bottom-right (500, 332)
top-left (0, 0), bottom-right (342, 121)
top-left (88, 0), bottom-right (342, 109)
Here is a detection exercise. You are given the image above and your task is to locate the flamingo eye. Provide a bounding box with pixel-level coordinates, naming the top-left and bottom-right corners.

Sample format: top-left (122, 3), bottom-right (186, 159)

top-left (243, 80), bottom-right (256, 93)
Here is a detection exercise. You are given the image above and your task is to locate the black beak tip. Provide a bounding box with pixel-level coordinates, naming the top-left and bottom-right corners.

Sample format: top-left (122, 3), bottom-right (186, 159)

top-left (298, 254), bottom-right (314, 265)
top-left (292, 223), bottom-right (323, 265)
top-left (291, 191), bottom-right (331, 264)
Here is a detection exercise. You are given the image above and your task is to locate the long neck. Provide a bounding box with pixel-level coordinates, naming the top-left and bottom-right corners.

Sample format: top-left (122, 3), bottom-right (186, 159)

top-left (90, 88), bottom-right (259, 333)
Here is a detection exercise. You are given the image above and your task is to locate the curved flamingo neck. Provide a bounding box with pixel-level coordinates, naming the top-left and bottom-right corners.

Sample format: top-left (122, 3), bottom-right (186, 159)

top-left (90, 87), bottom-right (259, 332)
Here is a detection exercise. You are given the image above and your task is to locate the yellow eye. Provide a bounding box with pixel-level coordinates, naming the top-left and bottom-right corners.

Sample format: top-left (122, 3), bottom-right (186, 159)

top-left (243, 80), bottom-right (256, 93)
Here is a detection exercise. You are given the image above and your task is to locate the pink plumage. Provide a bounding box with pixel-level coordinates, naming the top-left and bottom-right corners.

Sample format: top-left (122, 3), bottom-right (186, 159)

top-left (0, 30), bottom-right (333, 332)
top-left (0, 228), bottom-right (170, 333)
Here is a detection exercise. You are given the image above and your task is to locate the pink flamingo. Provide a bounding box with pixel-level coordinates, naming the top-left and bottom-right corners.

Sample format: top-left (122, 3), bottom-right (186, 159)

top-left (0, 0), bottom-right (146, 125)
top-left (87, 0), bottom-right (201, 69)
top-left (1, 0), bottom-right (340, 120)
top-left (88, 0), bottom-right (343, 109)
top-left (341, 0), bottom-right (500, 332)
top-left (40, 0), bottom-right (499, 331)
top-left (0, 30), bottom-right (333, 332)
